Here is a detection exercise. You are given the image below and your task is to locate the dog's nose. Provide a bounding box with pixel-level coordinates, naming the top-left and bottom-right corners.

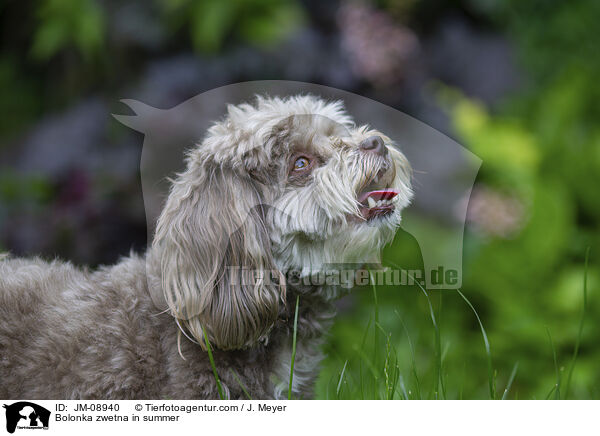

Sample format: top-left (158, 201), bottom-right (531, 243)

top-left (359, 136), bottom-right (387, 157)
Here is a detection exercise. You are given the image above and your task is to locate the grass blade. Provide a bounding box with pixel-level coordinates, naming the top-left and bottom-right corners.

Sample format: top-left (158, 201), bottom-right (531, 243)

top-left (358, 317), bottom-right (373, 400)
top-left (395, 310), bottom-right (422, 400)
top-left (370, 271), bottom-right (380, 368)
top-left (501, 362), bottom-right (519, 400)
top-left (288, 295), bottom-right (300, 400)
top-left (564, 246), bottom-right (590, 399)
top-left (422, 288), bottom-right (444, 399)
top-left (456, 289), bottom-right (496, 400)
top-left (352, 342), bottom-right (380, 380)
top-left (546, 326), bottom-right (561, 400)
top-left (203, 329), bottom-right (225, 400)
top-left (230, 369), bottom-right (252, 400)
top-left (336, 360), bottom-right (349, 398)
top-left (375, 323), bottom-right (399, 399)
top-left (545, 385), bottom-right (557, 400)
top-left (408, 272), bottom-right (443, 398)
top-left (398, 375), bottom-right (410, 400)
top-left (387, 261), bottom-right (444, 399)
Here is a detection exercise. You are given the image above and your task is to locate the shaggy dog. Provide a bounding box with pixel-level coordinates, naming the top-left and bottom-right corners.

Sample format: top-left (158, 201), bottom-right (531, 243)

top-left (0, 95), bottom-right (412, 399)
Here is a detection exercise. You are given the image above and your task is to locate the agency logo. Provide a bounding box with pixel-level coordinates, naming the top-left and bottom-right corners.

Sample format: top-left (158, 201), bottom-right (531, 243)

top-left (2, 402), bottom-right (50, 434)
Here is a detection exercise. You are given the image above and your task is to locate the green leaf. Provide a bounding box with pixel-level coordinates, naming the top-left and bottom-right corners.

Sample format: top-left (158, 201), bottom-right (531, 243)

top-left (190, 0), bottom-right (236, 53)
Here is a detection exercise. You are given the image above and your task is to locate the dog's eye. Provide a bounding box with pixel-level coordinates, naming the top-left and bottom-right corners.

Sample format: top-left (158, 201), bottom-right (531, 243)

top-left (293, 156), bottom-right (311, 171)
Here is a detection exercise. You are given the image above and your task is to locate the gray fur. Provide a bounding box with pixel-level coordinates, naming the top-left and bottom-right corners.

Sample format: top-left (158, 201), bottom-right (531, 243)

top-left (0, 95), bottom-right (411, 399)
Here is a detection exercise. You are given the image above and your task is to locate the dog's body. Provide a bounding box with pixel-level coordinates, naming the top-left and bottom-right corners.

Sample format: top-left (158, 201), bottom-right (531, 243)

top-left (0, 254), bottom-right (329, 399)
top-left (0, 95), bottom-right (411, 399)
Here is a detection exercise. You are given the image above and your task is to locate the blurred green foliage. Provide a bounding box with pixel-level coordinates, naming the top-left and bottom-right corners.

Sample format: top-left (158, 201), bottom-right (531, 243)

top-left (0, 57), bottom-right (40, 139)
top-left (157, 0), bottom-right (304, 53)
top-left (317, 0), bottom-right (599, 399)
top-left (31, 0), bottom-right (105, 61)
top-left (28, 0), bottom-right (304, 59)
top-left (0, 0), bottom-right (305, 139)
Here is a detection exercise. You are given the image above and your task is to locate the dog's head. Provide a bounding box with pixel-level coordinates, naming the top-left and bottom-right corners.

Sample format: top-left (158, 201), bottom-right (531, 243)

top-left (151, 95), bottom-right (412, 350)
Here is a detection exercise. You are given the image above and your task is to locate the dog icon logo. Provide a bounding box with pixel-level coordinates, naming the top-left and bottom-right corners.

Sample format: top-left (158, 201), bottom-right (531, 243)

top-left (2, 402), bottom-right (50, 434)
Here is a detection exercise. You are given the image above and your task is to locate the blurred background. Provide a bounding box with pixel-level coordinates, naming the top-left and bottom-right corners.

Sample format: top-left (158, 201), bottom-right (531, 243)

top-left (0, 0), bottom-right (598, 399)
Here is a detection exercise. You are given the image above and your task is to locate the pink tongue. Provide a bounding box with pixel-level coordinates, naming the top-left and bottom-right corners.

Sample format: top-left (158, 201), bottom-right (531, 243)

top-left (358, 189), bottom-right (399, 204)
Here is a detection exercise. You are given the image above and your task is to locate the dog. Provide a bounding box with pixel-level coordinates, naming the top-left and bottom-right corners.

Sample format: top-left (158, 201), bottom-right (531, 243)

top-left (0, 95), bottom-right (412, 399)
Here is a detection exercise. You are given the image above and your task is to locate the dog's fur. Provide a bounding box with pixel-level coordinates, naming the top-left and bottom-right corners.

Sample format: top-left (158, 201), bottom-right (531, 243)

top-left (0, 95), bottom-right (412, 399)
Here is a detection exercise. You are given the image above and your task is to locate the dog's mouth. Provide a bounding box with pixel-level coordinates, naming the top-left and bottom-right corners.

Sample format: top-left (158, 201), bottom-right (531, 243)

top-left (357, 167), bottom-right (398, 221)
top-left (358, 189), bottom-right (398, 220)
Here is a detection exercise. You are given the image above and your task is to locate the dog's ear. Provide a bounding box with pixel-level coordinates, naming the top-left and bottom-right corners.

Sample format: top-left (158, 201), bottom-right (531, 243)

top-left (152, 163), bottom-right (284, 350)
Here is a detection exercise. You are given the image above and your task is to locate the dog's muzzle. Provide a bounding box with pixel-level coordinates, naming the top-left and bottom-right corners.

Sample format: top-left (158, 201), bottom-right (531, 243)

top-left (356, 137), bottom-right (398, 221)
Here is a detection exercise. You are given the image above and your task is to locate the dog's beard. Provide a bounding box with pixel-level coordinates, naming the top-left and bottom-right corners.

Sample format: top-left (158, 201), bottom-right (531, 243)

top-left (267, 144), bottom-right (411, 286)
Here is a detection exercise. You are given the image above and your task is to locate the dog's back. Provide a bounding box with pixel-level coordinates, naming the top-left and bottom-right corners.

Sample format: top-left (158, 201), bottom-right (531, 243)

top-left (0, 255), bottom-right (168, 399)
top-left (0, 254), bottom-right (292, 400)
